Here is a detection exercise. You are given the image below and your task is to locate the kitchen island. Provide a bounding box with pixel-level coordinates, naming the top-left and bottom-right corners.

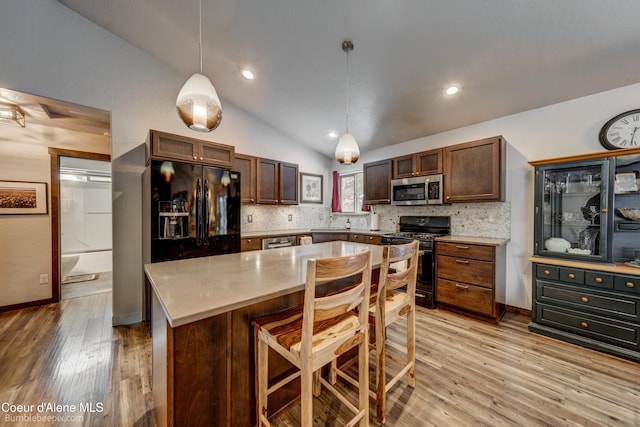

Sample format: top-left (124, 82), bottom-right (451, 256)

top-left (145, 241), bottom-right (383, 427)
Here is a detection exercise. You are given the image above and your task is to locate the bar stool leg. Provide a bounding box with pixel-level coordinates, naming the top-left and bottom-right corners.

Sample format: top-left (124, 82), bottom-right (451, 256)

top-left (358, 337), bottom-right (370, 427)
top-left (301, 358), bottom-right (314, 426)
top-left (407, 307), bottom-right (416, 387)
top-left (375, 315), bottom-right (386, 423)
top-left (256, 335), bottom-right (269, 426)
top-left (313, 370), bottom-right (321, 397)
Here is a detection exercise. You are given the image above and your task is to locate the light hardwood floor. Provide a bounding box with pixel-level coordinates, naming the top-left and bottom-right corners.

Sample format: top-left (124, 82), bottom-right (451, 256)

top-left (1, 293), bottom-right (639, 426)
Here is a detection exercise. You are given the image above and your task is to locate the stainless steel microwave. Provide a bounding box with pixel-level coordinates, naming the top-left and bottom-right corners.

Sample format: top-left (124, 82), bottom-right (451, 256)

top-left (391, 174), bottom-right (444, 205)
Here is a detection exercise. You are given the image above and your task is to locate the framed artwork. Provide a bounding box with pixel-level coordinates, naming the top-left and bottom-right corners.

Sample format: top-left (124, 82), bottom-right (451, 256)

top-left (300, 173), bottom-right (323, 203)
top-left (0, 180), bottom-right (48, 214)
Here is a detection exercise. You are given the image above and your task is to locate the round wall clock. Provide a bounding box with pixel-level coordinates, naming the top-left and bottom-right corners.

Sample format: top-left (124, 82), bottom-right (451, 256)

top-left (599, 109), bottom-right (640, 150)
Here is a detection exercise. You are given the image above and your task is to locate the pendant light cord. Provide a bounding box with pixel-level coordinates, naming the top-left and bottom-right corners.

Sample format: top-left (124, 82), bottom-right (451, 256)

top-left (343, 40), bottom-right (353, 134)
top-left (199, 0), bottom-right (203, 74)
top-left (345, 45), bottom-right (350, 133)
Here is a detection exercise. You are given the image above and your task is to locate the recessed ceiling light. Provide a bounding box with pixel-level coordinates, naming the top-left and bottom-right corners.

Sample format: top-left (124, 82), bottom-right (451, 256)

top-left (327, 131), bottom-right (338, 139)
top-left (241, 70), bottom-right (255, 80)
top-left (445, 85), bottom-right (460, 96)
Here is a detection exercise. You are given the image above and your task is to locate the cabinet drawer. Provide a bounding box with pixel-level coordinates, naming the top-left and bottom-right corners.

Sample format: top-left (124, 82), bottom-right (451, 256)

top-left (349, 234), bottom-right (364, 243)
top-left (559, 267), bottom-right (584, 285)
top-left (537, 281), bottom-right (639, 320)
top-left (584, 271), bottom-right (614, 290)
top-left (536, 304), bottom-right (639, 350)
top-left (615, 275), bottom-right (640, 295)
top-left (241, 238), bottom-right (261, 252)
top-left (436, 255), bottom-right (494, 288)
top-left (436, 278), bottom-right (494, 316)
top-left (436, 242), bottom-right (494, 261)
top-left (536, 264), bottom-right (559, 281)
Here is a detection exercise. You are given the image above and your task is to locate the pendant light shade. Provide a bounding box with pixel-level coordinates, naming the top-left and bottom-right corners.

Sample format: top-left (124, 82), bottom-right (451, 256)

top-left (176, 0), bottom-right (222, 132)
top-left (176, 73), bottom-right (222, 132)
top-left (335, 132), bottom-right (359, 164)
top-left (335, 40), bottom-right (359, 165)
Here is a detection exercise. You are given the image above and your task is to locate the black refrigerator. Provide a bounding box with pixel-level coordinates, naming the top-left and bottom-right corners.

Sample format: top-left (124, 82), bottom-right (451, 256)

top-left (148, 160), bottom-right (241, 262)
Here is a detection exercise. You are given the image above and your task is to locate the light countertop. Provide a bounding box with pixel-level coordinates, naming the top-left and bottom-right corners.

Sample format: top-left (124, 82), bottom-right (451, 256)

top-left (435, 235), bottom-right (510, 246)
top-left (145, 241), bottom-right (384, 328)
top-left (242, 228), bottom-right (394, 238)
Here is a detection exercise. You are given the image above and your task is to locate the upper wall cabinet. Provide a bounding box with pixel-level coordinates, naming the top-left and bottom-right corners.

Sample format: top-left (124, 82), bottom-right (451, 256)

top-left (444, 136), bottom-right (505, 203)
top-left (363, 159), bottom-right (392, 205)
top-left (233, 153), bottom-right (257, 204)
top-left (392, 148), bottom-right (443, 179)
top-left (148, 129), bottom-right (234, 168)
top-left (256, 158), bottom-right (298, 205)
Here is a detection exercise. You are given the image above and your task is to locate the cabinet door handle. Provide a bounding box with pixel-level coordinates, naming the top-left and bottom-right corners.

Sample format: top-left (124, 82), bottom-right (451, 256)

top-left (601, 208), bottom-right (608, 213)
top-left (543, 270), bottom-right (551, 275)
top-left (455, 284), bottom-right (468, 290)
top-left (455, 245), bottom-right (469, 249)
top-left (594, 277), bottom-right (603, 283)
top-left (626, 282), bottom-right (635, 288)
top-left (580, 321), bottom-right (589, 328)
top-left (455, 259), bottom-right (469, 264)
top-left (580, 296), bottom-right (589, 303)
top-left (193, 155), bottom-right (198, 160)
top-left (247, 239), bottom-right (251, 243)
top-left (568, 273), bottom-right (575, 279)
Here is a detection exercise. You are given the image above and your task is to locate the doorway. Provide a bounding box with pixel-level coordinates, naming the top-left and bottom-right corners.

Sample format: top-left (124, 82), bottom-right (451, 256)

top-left (59, 156), bottom-right (112, 299)
top-left (50, 148), bottom-right (111, 302)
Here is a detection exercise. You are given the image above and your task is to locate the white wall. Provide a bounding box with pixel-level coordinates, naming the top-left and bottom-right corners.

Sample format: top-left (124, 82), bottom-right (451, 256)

top-left (0, 1), bottom-right (330, 322)
top-left (357, 84), bottom-right (640, 309)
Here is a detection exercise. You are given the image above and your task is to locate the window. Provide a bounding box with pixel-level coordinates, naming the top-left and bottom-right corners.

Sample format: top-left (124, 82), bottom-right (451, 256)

top-left (339, 172), bottom-right (364, 213)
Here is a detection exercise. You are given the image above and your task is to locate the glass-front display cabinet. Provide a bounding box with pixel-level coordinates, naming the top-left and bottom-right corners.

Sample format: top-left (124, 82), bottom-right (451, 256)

top-left (534, 159), bottom-right (612, 262)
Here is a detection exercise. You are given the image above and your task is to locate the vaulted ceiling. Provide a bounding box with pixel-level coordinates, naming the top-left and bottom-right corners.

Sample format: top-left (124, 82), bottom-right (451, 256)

top-left (57, 0), bottom-right (640, 159)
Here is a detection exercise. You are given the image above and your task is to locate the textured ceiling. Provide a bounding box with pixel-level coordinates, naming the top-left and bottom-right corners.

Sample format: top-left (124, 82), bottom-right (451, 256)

top-left (56, 0), bottom-right (640, 159)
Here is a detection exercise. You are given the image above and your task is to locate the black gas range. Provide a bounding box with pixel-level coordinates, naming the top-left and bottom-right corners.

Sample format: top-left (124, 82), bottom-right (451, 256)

top-left (381, 216), bottom-right (451, 308)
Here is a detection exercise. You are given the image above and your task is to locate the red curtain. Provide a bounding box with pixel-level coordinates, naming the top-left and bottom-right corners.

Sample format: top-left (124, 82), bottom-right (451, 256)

top-left (331, 170), bottom-right (341, 212)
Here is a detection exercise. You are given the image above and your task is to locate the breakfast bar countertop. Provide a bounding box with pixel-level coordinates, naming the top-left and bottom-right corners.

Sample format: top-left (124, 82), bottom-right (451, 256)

top-left (144, 241), bottom-right (383, 328)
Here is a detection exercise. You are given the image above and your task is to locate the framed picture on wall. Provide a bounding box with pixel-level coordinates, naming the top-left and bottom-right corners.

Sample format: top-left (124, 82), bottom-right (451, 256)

top-left (0, 180), bottom-right (48, 214)
top-left (300, 173), bottom-right (323, 204)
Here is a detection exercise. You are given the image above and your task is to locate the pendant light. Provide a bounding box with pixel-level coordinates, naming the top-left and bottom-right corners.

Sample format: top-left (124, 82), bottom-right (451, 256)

top-left (176, 0), bottom-right (222, 132)
top-left (335, 40), bottom-right (360, 165)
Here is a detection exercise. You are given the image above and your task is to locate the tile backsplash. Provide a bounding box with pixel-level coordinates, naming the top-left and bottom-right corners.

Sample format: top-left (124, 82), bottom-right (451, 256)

top-left (241, 202), bottom-right (510, 239)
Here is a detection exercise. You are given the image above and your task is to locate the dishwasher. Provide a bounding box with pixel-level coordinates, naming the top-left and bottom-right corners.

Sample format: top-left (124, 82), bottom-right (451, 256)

top-left (261, 236), bottom-right (297, 250)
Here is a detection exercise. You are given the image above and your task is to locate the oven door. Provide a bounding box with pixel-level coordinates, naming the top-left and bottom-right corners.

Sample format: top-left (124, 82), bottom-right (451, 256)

top-left (415, 249), bottom-right (437, 309)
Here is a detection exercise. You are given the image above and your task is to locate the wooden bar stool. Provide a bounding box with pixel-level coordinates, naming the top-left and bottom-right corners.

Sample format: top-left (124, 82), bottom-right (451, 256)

top-left (332, 240), bottom-right (419, 423)
top-left (252, 249), bottom-right (372, 427)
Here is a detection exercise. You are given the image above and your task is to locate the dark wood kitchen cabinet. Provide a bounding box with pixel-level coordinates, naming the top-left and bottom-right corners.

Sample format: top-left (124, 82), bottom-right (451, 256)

top-left (241, 237), bottom-right (261, 252)
top-left (256, 158), bottom-right (298, 205)
top-left (392, 148), bottom-right (443, 179)
top-left (363, 159), bottom-right (392, 205)
top-left (233, 153), bottom-right (257, 204)
top-left (311, 232), bottom-right (350, 243)
top-left (435, 238), bottom-right (508, 322)
top-left (148, 129), bottom-right (235, 168)
top-left (443, 136), bottom-right (505, 203)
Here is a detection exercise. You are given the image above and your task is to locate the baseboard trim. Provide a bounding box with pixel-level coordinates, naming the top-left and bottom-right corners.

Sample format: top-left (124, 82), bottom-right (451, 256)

top-left (505, 304), bottom-right (531, 317)
top-left (0, 298), bottom-right (55, 313)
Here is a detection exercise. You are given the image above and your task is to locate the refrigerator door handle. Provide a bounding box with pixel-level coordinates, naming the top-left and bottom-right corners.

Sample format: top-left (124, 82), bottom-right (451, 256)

top-left (203, 179), bottom-right (210, 247)
top-left (196, 178), bottom-right (202, 246)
